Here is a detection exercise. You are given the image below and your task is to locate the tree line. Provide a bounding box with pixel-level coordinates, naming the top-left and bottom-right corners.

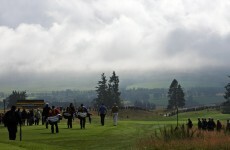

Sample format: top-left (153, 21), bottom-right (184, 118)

top-left (2, 74), bottom-right (230, 113)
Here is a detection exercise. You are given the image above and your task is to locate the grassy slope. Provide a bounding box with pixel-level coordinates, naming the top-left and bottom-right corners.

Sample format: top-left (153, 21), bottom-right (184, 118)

top-left (149, 96), bottom-right (225, 107)
top-left (0, 109), bottom-right (229, 150)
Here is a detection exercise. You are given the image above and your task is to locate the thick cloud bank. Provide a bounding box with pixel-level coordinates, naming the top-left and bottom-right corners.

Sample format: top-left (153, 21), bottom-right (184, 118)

top-left (0, 0), bottom-right (230, 91)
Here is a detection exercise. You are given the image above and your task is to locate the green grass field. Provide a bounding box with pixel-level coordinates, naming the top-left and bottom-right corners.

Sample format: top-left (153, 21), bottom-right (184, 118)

top-left (0, 109), bottom-right (229, 150)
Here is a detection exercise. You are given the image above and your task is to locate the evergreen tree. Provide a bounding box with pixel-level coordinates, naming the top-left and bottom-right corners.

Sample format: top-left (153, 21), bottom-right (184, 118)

top-left (95, 73), bottom-right (109, 106)
top-left (177, 84), bottom-right (185, 107)
top-left (95, 71), bottom-right (122, 108)
top-left (167, 79), bottom-right (185, 109)
top-left (168, 79), bottom-right (178, 109)
top-left (222, 76), bottom-right (230, 114)
top-left (224, 76), bottom-right (230, 101)
top-left (7, 90), bottom-right (27, 108)
top-left (108, 71), bottom-right (121, 107)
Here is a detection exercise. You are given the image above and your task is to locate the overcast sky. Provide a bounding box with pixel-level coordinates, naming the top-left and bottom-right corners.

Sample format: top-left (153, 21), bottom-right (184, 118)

top-left (0, 0), bottom-right (230, 91)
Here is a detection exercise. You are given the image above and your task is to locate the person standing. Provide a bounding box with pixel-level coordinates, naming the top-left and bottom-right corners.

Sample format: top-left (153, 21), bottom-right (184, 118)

top-left (69, 103), bottom-right (76, 124)
top-left (21, 108), bottom-right (27, 125)
top-left (202, 118), bottom-right (207, 130)
top-left (3, 105), bottom-right (21, 140)
top-left (77, 104), bottom-right (88, 129)
top-left (210, 118), bottom-right (216, 131)
top-left (34, 109), bottom-right (41, 125)
top-left (26, 110), bottom-right (30, 126)
top-left (49, 106), bottom-right (59, 133)
top-left (65, 107), bottom-right (72, 128)
top-left (207, 118), bottom-right (212, 131)
top-left (16, 108), bottom-right (22, 122)
top-left (69, 103), bottom-right (75, 115)
top-left (186, 118), bottom-right (193, 129)
top-left (111, 103), bottom-right (119, 126)
top-left (198, 118), bottom-right (202, 130)
top-left (28, 109), bottom-right (34, 125)
top-left (98, 103), bottom-right (107, 126)
top-left (216, 120), bottom-right (222, 132)
top-left (42, 103), bottom-right (51, 129)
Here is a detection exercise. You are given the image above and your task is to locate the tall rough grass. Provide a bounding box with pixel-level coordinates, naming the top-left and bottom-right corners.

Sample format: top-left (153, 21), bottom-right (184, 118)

top-left (137, 125), bottom-right (230, 150)
top-left (158, 125), bottom-right (197, 141)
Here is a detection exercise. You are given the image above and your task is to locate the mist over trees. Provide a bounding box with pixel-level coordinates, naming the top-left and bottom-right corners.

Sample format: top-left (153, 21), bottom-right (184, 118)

top-left (0, 87), bottom-right (224, 110)
top-left (120, 88), bottom-right (156, 109)
top-left (0, 77), bottom-right (226, 110)
top-left (34, 90), bottom-right (96, 108)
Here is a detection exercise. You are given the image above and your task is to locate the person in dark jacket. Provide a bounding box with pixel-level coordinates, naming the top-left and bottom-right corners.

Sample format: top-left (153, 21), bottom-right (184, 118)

top-left (207, 118), bottom-right (216, 131)
top-left (69, 103), bottom-right (76, 127)
top-left (198, 118), bottom-right (202, 130)
top-left (69, 103), bottom-right (76, 117)
top-left (186, 118), bottom-right (193, 129)
top-left (28, 109), bottom-right (34, 125)
top-left (216, 120), bottom-right (222, 132)
top-left (65, 107), bottom-right (72, 128)
top-left (202, 118), bottom-right (207, 130)
top-left (21, 108), bottom-right (27, 125)
top-left (4, 105), bottom-right (21, 140)
top-left (98, 103), bottom-right (107, 126)
top-left (42, 103), bottom-right (51, 129)
top-left (77, 104), bottom-right (88, 129)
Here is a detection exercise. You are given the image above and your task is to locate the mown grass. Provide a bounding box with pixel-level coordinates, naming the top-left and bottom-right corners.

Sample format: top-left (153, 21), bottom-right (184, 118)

top-left (0, 113), bottom-right (158, 150)
top-left (0, 109), bottom-right (229, 150)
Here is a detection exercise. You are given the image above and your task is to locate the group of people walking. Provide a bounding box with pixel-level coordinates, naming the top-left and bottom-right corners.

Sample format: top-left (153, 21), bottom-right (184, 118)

top-left (62, 102), bottom-right (119, 129)
top-left (62, 103), bottom-right (91, 129)
top-left (2, 103), bottom-right (230, 142)
top-left (42, 102), bottom-right (120, 134)
top-left (2, 102), bottom-right (120, 140)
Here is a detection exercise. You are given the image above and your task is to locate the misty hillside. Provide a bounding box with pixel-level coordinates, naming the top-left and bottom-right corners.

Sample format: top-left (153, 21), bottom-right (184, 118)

top-left (0, 68), bottom-right (228, 93)
top-left (0, 69), bottom-right (228, 109)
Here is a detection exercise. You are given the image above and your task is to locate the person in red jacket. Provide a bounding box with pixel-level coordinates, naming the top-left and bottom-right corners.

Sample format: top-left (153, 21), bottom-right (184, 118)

top-left (49, 106), bottom-right (60, 133)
